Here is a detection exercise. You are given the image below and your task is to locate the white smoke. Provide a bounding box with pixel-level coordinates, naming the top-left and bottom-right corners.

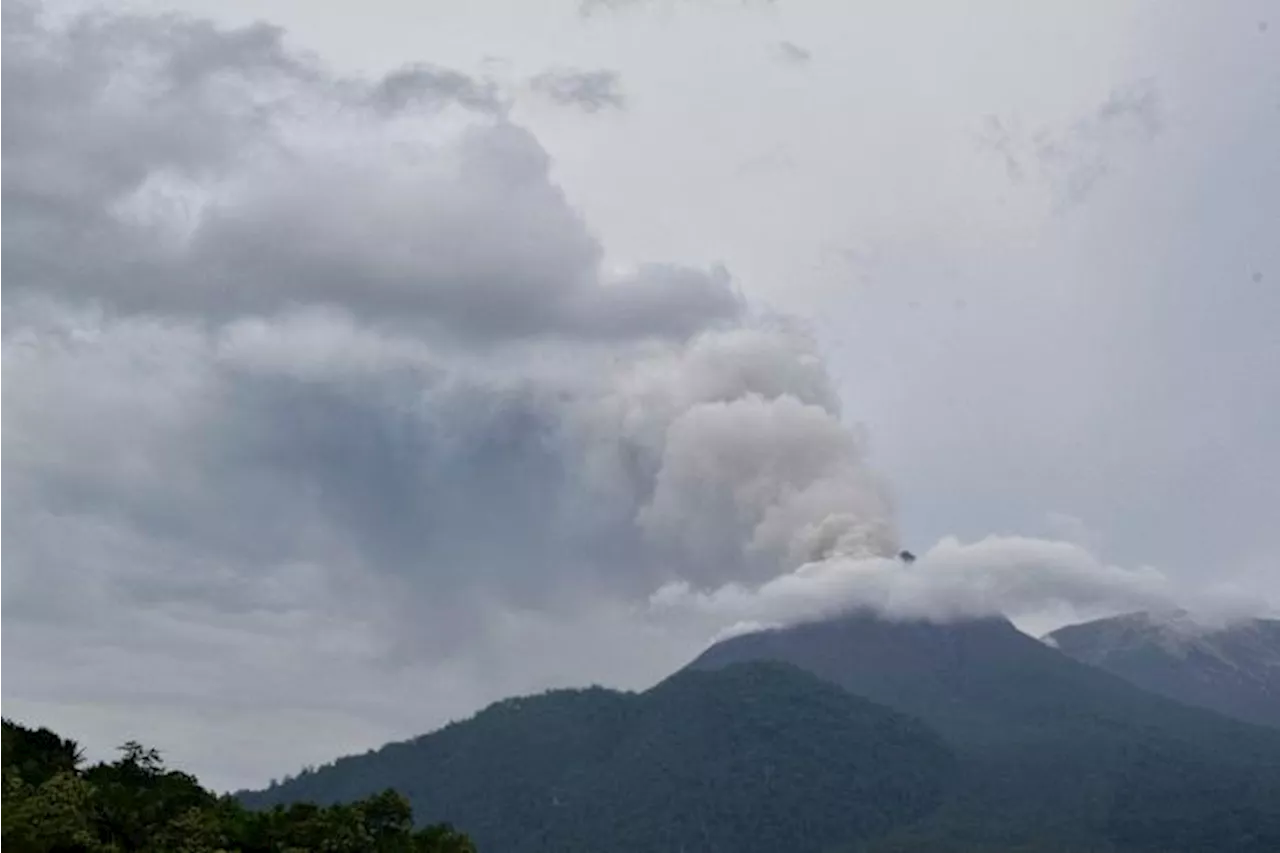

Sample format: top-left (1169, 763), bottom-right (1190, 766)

top-left (0, 12), bottom-right (918, 717)
top-left (637, 392), bottom-right (896, 580)
top-left (649, 534), bottom-right (1267, 631)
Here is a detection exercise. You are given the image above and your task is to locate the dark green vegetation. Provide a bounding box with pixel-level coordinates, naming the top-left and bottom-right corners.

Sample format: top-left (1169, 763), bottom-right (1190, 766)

top-left (247, 612), bottom-right (1280, 853)
top-left (241, 663), bottom-right (956, 853)
top-left (1047, 611), bottom-right (1280, 730)
top-left (2, 718), bottom-right (476, 853)
top-left (690, 612), bottom-right (1280, 851)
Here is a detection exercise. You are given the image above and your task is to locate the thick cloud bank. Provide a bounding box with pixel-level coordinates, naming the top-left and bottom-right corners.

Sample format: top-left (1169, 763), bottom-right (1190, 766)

top-left (3, 3), bottom-right (733, 339)
top-left (651, 535), bottom-right (1258, 627)
top-left (2, 2), bottom-right (896, 654)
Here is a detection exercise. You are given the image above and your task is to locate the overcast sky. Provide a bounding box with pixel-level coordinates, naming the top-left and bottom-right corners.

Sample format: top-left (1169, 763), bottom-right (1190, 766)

top-left (4, 0), bottom-right (1278, 792)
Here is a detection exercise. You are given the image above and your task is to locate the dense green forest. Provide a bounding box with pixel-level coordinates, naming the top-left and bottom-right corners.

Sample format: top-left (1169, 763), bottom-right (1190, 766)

top-left (241, 662), bottom-right (955, 853)
top-left (693, 613), bottom-right (1280, 851)
top-left (13, 618), bottom-right (1280, 853)
top-left (247, 620), bottom-right (1280, 853)
top-left (1, 719), bottom-right (476, 853)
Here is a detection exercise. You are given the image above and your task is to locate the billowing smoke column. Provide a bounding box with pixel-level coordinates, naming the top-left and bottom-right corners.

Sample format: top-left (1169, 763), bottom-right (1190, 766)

top-left (1, 2), bottom-right (899, 646)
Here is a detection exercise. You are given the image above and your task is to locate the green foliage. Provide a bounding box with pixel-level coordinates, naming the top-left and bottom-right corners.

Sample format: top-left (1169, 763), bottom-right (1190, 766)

top-left (2, 721), bottom-right (85, 786)
top-left (1, 719), bottom-right (475, 853)
top-left (246, 618), bottom-right (1280, 853)
top-left (692, 613), bottom-right (1280, 852)
top-left (3, 769), bottom-right (107, 852)
top-left (12, 612), bottom-right (1280, 853)
top-left (241, 662), bottom-right (956, 853)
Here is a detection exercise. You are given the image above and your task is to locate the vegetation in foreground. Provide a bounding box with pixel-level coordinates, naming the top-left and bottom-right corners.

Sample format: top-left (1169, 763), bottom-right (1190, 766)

top-left (2, 718), bottom-right (476, 853)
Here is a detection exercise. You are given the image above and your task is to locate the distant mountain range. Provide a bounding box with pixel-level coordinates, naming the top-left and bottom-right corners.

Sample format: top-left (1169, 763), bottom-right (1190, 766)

top-left (1045, 610), bottom-right (1280, 730)
top-left (242, 610), bottom-right (1280, 852)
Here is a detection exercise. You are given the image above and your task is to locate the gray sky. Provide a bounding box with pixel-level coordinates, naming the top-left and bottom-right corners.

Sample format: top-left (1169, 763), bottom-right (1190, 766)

top-left (4, 0), bottom-right (1278, 792)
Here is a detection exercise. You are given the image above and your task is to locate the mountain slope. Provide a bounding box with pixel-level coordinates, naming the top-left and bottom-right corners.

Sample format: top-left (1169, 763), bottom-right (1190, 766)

top-left (241, 612), bottom-right (1280, 853)
top-left (687, 610), bottom-right (1280, 851)
top-left (1046, 611), bottom-right (1280, 729)
top-left (240, 662), bottom-right (955, 853)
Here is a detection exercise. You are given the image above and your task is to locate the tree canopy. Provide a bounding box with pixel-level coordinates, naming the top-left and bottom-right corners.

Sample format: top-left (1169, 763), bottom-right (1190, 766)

top-left (2, 718), bottom-right (476, 853)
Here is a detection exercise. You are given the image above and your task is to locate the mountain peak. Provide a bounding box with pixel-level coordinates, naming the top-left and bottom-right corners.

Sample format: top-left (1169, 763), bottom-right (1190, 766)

top-left (1046, 611), bottom-right (1280, 729)
top-left (1044, 609), bottom-right (1212, 652)
top-left (689, 608), bottom-right (1159, 748)
top-left (239, 660), bottom-right (954, 853)
top-left (238, 607), bottom-right (1280, 852)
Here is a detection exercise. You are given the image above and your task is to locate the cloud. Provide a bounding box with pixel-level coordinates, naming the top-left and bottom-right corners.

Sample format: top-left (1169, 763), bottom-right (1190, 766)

top-left (979, 80), bottom-right (1163, 209)
top-left (577, 0), bottom-right (778, 17)
top-left (2, 1), bottom-right (894, 786)
top-left (368, 64), bottom-right (502, 114)
top-left (650, 534), bottom-right (1265, 630)
top-left (529, 68), bottom-right (627, 112)
top-left (774, 41), bottom-right (811, 65)
top-left (1042, 512), bottom-right (1102, 552)
top-left (4, 300), bottom-right (873, 626)
top-left (637, 393), bottom-right (895, 581)
top-left (3, 5), bottom-right (721, 339)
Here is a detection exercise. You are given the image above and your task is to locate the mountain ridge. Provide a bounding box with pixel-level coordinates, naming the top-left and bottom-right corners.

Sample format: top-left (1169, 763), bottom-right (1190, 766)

top-left (241, 609), bottom-right (1280, 852)
top-left (685, 609), bottom-right (1280, 850)
top-left (239, 660), bottom-right (956, 853)
top-left (1045, 610), bottom-right (1280, 729)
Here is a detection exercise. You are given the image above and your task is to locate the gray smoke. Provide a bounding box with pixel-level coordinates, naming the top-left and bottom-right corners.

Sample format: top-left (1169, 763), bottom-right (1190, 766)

top-left (2, 3), bottom-right (897, 665)
top-left (6, 2), bottom-right (1253, 677)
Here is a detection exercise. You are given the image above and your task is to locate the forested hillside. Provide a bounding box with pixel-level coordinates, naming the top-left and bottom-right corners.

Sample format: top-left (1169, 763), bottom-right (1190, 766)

top-left (1, 719), bottom-right (476, 853)
top-left (691, 611), bottom-right (1280, 851)
top-left (240, 661), bottom-right (956, 853)
top-left (241, 633), bottom-right (1280, 852)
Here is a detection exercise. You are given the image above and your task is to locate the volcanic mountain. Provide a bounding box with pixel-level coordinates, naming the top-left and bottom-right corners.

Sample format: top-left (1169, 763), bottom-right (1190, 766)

top-left (1045, 610), bottom-right (1280, 729)
top-left (686, 610), bottom-right (1280, 850)
top-left (243, 610), bottom-right (1280, 852)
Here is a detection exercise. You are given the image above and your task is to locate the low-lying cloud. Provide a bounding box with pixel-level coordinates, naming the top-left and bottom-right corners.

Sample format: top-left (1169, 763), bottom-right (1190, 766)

top-left (652, 534), bottom-right (1267, 637)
